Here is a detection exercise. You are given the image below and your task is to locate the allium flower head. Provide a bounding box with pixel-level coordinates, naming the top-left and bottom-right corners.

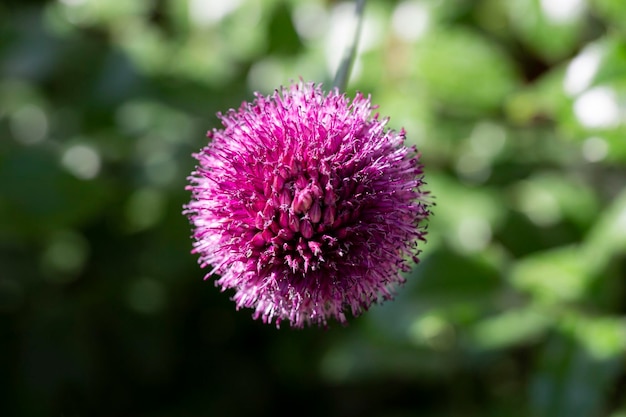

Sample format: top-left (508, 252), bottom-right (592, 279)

top-left (185, 82), bottom-right (430, 328)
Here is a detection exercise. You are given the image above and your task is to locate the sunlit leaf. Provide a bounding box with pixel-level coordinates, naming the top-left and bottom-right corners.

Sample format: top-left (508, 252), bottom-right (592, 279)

top-left (469, 307), bottom-right (552, 350)
top-left (510, 246), bottom-right (591, 303)
top-left (413, 28), bottom-right (519, 114)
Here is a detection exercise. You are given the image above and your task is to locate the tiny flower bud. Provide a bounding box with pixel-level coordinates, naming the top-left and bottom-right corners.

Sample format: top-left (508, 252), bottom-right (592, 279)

top-left (300, 219), bottom-right (314, 239)
top-left (251, 232), bottom-right (266, 248)
top-left (323, 205), bottom-right (336, 225)
top-left (288, 211), bottom-right (300, 233)
top-left (279, 189), bottom-right (292, 208)
top-left (272, 174), bottom-right (285, 191)
top-left (279, 211), bottom-right (290, 229)
top-left (292, 189), bottom-right (313, 214)
top-left (255, 212), bottom-right (264, 230)
top-left (309, 200), bottom-right (322, 223)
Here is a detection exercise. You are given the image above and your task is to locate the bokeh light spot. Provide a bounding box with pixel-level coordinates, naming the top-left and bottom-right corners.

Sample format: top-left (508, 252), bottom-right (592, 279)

top-left (564, 44), bottom-right (602, 96)
top-left (392, 1), bottom-right (430, 42)
top-left (470, 122), bottom-right (506, 158)
top-left (456, 216), bottom-right (492, 253)
top-left (320, 346), bottom-right (355, 382)
top-left (144, 151), bottom-right (177, 186)
top-left (540, 0), bottom-right (585, 24)
top-left (189, 0), bottom-right (242, 27)
top-left (247, 58), bottom-right (286, 93)
top-left (324, 3), bottom-right (382, 83)
top-left (10, 105), bottom-right (48, 145)
top-left (116, 101), bottom-right (153, 134)
top-left (61, 144), bottom-right (101, 180)
top-left (292, 2), bottom-right (328, 41)
top-left (125, 188), bottom-right (166, 232)
top-left (456, 154), bottom-right (491, 183)
top-left (58, 0), bottom-right (87, 6)
top-left (127, 278), bottom-right (166, 314)
top-left (517, 181), bottom-right (561, 227)
top-left (408, 313), bottom-right (454, 350)
top-left (573, 87), bottom-right (621, 129)
top-left (582, 136), bottom-right (608, 162)
top-left (41, 230), bottom-right (90, 284)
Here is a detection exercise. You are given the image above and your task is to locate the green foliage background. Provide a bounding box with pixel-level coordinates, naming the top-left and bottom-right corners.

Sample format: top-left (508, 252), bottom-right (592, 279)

top-left (1, 0), bottom-right (626, 416)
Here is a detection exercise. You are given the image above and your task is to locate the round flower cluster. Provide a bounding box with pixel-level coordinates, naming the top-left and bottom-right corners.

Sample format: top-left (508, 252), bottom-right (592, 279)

top-left (185, 82), bottom-right (430, 327)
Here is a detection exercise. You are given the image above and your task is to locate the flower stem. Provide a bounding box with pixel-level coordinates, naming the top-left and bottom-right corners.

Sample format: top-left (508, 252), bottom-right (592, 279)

top-left (332, 0), bottom-right (366, 92)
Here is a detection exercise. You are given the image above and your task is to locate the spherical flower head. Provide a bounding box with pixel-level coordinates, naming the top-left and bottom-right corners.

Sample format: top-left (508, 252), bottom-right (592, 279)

top-left (185, 81), bottom-right (430, 328)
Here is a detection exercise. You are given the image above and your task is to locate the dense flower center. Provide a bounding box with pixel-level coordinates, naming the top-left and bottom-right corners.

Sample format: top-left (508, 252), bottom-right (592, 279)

top-left (247, 156), bottom-right (352, 277)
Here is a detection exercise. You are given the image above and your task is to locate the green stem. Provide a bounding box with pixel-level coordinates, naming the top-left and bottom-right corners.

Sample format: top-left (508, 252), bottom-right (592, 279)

top-left (332, 0), bottom-right (366, 92)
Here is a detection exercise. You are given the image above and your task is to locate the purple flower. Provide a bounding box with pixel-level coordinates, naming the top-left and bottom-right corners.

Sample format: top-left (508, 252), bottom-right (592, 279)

top-left (185, 82), bottom-right (430, 328)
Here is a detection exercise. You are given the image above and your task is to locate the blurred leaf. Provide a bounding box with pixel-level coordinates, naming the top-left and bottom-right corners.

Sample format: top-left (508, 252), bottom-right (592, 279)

top-left (583, 188), bottom-right (626, 275)
top-left (413, 28), bottom-right (519, 114)
top-left (512, 172), bottom-right (599, 229)
top-left (428, 173), bottom-right (506, 253)
top-left (589, 39), bottom-right (626, 87)
top-left (560, 83), bottom-right (626, 161)
top-left (53, 0), bottom-right (153, 26)
top-left (220, 2), bottom-right (267, 61)
top-left (554, 38), bottom-right (626, 160)
top-left (505, 0), bottom-right (586, 61)
top-left (510, 246), bottom-right (591, 303)
top-left (3, 10), bottom-right (61, 81)
top-left (505, 62), bottom-right (567, 125)
top-left (267, 3), bottom-right (301, 56)
top-left (530, 316), bottom-right (625, 417)
top-left (413, 249), bottom-right (502, 301)
top-left (591, 0), bottom-right (626, 34)
top-left (469, 306), bottom-right (552, 350)
top-left (564, 314), bottom-right (626, 360)
top-left (320, 337), bottom-right (453, 383)
top-left (0, 147), bottom-right (111, 240)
